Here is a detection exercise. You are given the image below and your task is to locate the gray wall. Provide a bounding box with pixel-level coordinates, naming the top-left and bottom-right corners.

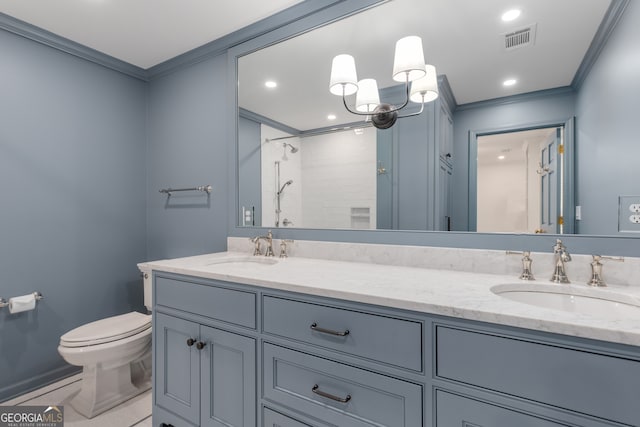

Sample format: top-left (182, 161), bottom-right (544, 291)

top-left (451, 90), bottom-right (577, 232)
top-left (575, 0), bottom-right (640, 236)
top-left (146, 54), bottom-right (229, 260)
top-left (0, 29), bottom-right (147, 399)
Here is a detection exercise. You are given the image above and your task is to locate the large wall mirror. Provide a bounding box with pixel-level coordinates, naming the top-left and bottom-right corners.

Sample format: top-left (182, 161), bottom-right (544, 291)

top-left (236, 0), bottom-right (633, 239)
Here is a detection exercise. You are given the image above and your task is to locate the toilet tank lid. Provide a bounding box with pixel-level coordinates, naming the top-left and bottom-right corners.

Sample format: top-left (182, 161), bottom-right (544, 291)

top-left (60, 312), bottom-right (151, 346)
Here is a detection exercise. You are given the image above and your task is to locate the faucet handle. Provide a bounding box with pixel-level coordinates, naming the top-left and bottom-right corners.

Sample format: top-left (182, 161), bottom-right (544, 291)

top-left (506, 251), bottom-right (535, 281)
top-left (279, 239), bottom-right (294, 258)
top-left (249, 237), bottom-right (262, 256)
top-left (588, 255), bottom-right (624, 287)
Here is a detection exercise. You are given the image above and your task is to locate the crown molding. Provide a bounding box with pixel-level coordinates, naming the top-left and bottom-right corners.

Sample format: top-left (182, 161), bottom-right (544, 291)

top-left (455, 86), bottom-right (576, 112)
top-left (571, 0), bottom-right (630, 90)
top-left (147, 0), bottom-right (347, 80)
top-left (0, 12), bottom-right (148, 81)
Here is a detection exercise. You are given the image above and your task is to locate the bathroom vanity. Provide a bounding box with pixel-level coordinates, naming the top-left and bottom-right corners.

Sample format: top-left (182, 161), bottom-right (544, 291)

top-left (141, 244), bottom-right (640, 427)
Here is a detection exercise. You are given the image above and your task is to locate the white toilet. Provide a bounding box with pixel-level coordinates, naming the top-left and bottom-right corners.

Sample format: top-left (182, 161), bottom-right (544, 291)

top-left (58, 266), bottom-right (153, 418)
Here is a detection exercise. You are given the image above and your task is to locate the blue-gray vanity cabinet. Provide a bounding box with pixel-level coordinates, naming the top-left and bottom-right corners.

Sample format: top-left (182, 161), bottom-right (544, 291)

top-left (154, 306), bottom-right (256, 426)
top-left (263, 407), bottom-right (313, 427)
top-left (262, 295), bottom-right (423, 371)
top-left (263, 343), bottom-right (423, 427)
top-left (436, 391), bottom-right (568, 426)
top-left (153, 274), bottom-right (258, 425)
top-left (435, 325), bottom-right (640, 426)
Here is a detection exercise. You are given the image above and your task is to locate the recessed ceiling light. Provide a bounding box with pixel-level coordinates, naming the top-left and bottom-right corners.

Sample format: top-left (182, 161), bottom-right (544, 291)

top-left (503, 79), bottom-right (517, 87)
top-left (264, 81), bottom-right (277, 88)
top-left (498, 155), bottom-right (506, 160)
top-left (327, 114), bottom-right (337, 120)
top-left (502, 9), bottom-right (521, 22)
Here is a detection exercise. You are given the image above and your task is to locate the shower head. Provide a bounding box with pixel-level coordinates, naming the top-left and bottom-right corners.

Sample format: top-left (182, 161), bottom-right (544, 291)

top-left (283, 143), bottom-right (298, 153)
top-left (278, 180), bottom-right (293, 195)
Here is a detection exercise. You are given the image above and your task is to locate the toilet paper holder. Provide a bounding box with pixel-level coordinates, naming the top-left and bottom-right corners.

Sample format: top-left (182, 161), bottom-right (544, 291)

top-left (0, 292), bottom-right (43, 309)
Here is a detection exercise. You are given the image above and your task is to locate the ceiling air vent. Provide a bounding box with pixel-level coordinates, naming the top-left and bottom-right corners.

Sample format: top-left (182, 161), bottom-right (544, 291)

top-left (503, 23), bottom-right (537, 51)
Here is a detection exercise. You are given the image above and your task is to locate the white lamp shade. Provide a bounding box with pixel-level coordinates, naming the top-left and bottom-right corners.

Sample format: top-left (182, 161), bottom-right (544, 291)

top-left (355, 79), bottom-right (380, 112)
top-left (410, 64), bottom-right (439, 103)
top-left (329, 54), bottom-right (358, 96)
top-left (392, 36), bottom-right (426, 82)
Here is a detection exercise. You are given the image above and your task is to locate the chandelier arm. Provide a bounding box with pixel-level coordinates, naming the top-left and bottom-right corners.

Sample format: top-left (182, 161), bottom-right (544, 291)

top-left (383, 75), bottom-right (411, 114)
top-left (397, 101), bottom-right (424, 119)
top-left (341, 95), bottom-right (374, 116)
top-left (341, 73), bottom-right (413, 116)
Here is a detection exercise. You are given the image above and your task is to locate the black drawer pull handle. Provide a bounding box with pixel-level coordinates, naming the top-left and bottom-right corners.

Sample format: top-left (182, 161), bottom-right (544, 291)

top-left (310, 322), bottom-right (350, 337)
top-left (186, 338), bottom-right (196, 347)
top-left (160, 423), bottom-right (174, 427)
top-left (196, 341), bottom-right (206, 350)
top-left (312, 384), bottom-right (351, 403)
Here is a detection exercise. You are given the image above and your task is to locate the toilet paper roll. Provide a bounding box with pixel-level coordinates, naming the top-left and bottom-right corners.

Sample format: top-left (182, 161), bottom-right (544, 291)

top-left (9, 294), bottom-right (36, 314)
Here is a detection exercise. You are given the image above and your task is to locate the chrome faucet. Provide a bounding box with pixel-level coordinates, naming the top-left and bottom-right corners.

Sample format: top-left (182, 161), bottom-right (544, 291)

top-left (250, 230), bottom-right (274, 257)
top-left (588, 255), bottom-right (624, 287)
top-left (551, 239), bottom-right (571, 283)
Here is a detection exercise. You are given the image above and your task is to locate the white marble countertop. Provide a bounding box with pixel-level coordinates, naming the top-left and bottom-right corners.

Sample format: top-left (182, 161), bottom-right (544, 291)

top-left (140, 251), bottom-right (640, 347)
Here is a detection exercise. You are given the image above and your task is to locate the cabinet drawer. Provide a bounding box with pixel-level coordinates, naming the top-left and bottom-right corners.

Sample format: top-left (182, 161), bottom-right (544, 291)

top-left (263, 407), bottom-right (312, 427)
top-left (436, 326), bottom-right (640, 426)
top-left (263, 296), bottom-right (422, 371)
top-left (263, 343), bottom-right (422, 427)
top-left (436, 391), bottom-right (566, 426)
top-left (156, 276), bottom-right (256, 329)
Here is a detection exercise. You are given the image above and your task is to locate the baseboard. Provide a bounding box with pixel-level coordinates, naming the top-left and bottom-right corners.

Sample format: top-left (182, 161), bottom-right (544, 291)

top-left (0, 365), bottom-right (81, 403)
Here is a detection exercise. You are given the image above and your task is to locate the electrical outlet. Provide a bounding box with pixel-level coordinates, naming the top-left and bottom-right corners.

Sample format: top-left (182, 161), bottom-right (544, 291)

top-left (619, 196), bottom-right (640, 232)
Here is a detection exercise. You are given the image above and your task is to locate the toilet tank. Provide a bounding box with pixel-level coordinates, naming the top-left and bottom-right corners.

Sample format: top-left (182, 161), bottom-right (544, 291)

top-left (137, 264), bottom-right (152, 311)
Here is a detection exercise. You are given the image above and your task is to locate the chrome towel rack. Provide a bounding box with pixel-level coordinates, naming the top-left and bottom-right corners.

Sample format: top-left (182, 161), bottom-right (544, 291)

top-left (159, 185), bottom-right (212, 197)
top-left (0, 292), bottom-right (43, 308)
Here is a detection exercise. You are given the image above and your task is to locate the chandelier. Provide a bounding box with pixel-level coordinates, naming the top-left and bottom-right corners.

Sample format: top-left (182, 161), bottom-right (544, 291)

top-left (329, 36), bottom-right (438, 129)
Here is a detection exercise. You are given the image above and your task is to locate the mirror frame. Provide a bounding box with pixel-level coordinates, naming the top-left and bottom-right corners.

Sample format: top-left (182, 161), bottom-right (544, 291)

top-left (227, 0), bottom-right (639, 256)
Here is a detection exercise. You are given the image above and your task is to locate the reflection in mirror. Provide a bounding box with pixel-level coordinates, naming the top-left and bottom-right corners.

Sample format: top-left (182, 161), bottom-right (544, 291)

top-left (237, 0), bottom-right (620, 235)
top-left (476, 127), bottom-right (563, 234)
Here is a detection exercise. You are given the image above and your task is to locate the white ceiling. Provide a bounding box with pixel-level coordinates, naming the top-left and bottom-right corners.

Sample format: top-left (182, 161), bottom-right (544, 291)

top-left (0, 0), bottom-right (304, 69)
top-left (239, 0), bottom-right (612, 130)
top-left (478, 128), bottom-right (556, 166)
top-left (0, 0), bottom-right (613, 131)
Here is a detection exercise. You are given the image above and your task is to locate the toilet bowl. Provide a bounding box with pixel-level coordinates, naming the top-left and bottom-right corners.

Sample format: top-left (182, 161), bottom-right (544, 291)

top-left (58, 311), bottom-right (152, 418)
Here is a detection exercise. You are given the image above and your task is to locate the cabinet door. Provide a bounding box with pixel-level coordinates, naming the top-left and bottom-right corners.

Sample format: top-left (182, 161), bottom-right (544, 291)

top-left (436, 391), bottom-right (568, 427)
top-left (155, 313), bottom-right (201, 425)
top-left (200, 326), bottom-right (256, 427)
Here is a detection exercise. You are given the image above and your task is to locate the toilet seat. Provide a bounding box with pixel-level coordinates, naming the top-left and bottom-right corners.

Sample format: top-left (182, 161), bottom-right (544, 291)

top-left (60, 312), bottom-right (151, 348)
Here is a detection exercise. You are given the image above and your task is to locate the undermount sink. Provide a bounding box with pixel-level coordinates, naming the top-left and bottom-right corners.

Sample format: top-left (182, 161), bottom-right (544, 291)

top-left (205, 256), bottom-right (278, 267)
top-left (491, 283), bottom-right (640, 320)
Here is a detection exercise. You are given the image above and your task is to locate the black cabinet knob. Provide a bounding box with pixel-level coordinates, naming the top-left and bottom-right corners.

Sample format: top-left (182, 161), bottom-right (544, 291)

top-left (186, 338), bottom-right (196, 347)
top-left (196, 341), bottom-right (206, 350)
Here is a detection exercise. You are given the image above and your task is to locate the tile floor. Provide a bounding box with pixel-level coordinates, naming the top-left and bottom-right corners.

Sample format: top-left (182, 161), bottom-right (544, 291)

top-left (2, 374), bottom-right (152, 426)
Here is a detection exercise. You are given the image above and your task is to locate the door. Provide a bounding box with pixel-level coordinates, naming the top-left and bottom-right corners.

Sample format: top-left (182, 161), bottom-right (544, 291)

top-left (155, 313), bottom-right (201, 425)
top-left (200, 326), bottom-right (256, 427)
top-left (538, 129), bottom-right (561, 233)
